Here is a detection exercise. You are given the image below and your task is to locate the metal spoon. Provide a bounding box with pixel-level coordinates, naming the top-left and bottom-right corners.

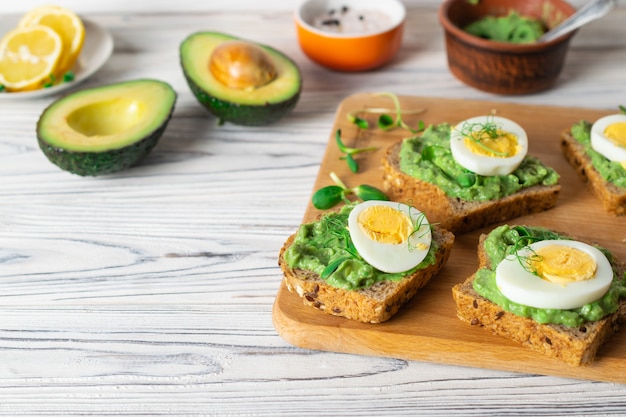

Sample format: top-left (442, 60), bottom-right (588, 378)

top-left (538, 0), bottom-right (617, 43)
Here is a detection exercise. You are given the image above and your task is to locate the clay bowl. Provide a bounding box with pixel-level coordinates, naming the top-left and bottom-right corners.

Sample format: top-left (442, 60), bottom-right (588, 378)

top-left (439, 0), bottom-right (578, 95)
top-left (295, 0), bottom-right (406, 72)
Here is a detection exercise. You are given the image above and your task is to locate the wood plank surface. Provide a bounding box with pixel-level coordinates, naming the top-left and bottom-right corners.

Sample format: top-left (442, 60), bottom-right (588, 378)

top-left (273, 93), bottom-right (626, 383)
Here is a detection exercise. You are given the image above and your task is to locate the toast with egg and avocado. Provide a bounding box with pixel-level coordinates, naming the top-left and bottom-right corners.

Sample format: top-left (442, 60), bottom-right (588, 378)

top-left (278, 200), bottom-right (454, 324)
top-left (560, 117), bottom-right (626, 216)
top-left (382, 116), bottom-right (561, 234)
top-left (452, 224), bottom-right (626, 366)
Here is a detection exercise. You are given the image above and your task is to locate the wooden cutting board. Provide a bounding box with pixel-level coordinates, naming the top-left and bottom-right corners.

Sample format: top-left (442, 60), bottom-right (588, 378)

top-left (272, 93), bottom-right (626, 383)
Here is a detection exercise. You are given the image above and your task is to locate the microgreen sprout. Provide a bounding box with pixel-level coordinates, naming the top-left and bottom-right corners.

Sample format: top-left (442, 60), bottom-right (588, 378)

top-left (316, 214), bottom-right (361, 279)
top-left (311, 171), bottom-right (389, 210)
top-left (335, 129), bottom-right (378, 173)
top-left (456, 114), bottom-right (511, 157)
top-left (421, 144), bottom-right (476, 187)
top-left (347, 92), bottom-right (426, 134)
top-left (0, 85), bottom-right (5, 93)
top-left (43, 74), bottom-right (56, 88)
top-left (619, 105), bottom-right (626, 114)
top-left (63, 71), bottom-right (75, 83)
top-left (406, 204), bottom-right (432, 252)
top-left (510, 226), bottom-right (549, 276)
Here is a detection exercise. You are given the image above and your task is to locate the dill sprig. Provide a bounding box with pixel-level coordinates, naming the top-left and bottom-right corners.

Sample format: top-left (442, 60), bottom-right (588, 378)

top-left (456, 115), bottom-right (511, 157)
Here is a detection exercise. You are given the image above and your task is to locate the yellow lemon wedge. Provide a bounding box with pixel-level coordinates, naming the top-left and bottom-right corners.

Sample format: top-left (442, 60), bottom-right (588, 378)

top-left (0, 24), bottom-right (63, 91)
top-left (19, 5), bottom-right (85, 75)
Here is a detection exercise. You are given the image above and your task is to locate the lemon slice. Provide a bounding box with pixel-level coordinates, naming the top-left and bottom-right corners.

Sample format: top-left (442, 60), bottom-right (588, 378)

top-left (19, 5), bottom-right (85, 75)
top-left (0, 24), bottom-right (63, 91)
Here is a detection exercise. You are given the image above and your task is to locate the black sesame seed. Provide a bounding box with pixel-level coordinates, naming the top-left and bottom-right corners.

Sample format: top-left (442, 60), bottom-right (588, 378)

top-left (322, 19), bottom-right (341, 26)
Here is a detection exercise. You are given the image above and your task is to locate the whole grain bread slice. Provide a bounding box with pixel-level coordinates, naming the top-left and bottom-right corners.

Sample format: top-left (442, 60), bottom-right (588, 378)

top-left (561, 128), bottom-right (626, 216)
top-left (278, 225), bottom-right (454, 324)
top-left (382, 142), bottom-right (561, 234)
top-left (452, 231), bottom-right (626, 366)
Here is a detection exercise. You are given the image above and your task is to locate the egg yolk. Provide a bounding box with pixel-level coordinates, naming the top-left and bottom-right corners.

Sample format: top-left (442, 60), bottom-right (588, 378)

top-left (605, 122), bottom-right (626, 168)
top-left (465, 130), bottom-right (519, 158)
top-left (528, 244), bottom-right (597, 284)
top-left (605, 122), bottom-right (626, 147)
top-left (357, 205), bottom-right (412, 245)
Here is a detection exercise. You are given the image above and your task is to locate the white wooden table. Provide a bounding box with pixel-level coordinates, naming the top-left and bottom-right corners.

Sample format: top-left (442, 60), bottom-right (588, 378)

top-left (2, 1), bottom-right (626, 415)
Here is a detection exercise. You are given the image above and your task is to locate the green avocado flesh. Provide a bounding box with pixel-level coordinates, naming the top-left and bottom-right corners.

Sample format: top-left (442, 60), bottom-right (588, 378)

top-left (398, 123), bottom-right (559, 201)
top-left (180, 32), bottom-right (301, 126)
top-left (465, 12), bottom-right (545, 43)
top-left (37, 79), bottom-right (177, 176)
top-left (474, 225), bottom-right (626, 327)
top-left (283, 203), bottom-right (438, 291)
top-left (570, 120), bottom-right (626, 188)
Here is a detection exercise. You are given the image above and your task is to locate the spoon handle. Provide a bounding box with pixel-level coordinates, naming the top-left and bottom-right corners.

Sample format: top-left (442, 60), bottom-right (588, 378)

top-left (539, 0), bottom-right (617, 43)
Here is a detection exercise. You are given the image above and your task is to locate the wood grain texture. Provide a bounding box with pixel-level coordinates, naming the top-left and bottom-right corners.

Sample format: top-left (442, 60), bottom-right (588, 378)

top-left (1, 1), bottom-right (626, 415)
top-left (273, 94), bottom-right (626, 383)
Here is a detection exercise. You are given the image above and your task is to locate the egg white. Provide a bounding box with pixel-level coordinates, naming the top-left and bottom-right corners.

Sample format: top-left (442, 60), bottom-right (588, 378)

top-left (590, 114), bottom-right (626, 164)
top-left (495, 240), bottom-right (613, 310)
top-left (450, 115), bottom-right (528, 176)
top-left (348, 200), bottom-right (432, 274)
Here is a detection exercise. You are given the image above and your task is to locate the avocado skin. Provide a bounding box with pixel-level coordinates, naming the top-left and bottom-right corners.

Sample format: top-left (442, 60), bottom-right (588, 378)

top-left (36, 79), bottom-right (177, 176)
top-left (183, 71), bottom-right (301, 126)
top-left (37, 119), bottom-right (171, 176)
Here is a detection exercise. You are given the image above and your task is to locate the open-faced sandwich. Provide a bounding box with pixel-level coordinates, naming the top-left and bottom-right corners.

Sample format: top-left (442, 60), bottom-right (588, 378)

top-left (382, 115), bottom-right (561, 234)
top-left (452, 224), bottom-right (626, 366)
top-left (278, 200), bottom-right (454, 323)
top-left (561, 112), bottom-right (626, 216)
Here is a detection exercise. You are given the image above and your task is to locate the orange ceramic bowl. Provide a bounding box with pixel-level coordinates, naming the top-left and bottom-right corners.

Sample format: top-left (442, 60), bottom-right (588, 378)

top-left (295, 0), bottom-right (406, 72)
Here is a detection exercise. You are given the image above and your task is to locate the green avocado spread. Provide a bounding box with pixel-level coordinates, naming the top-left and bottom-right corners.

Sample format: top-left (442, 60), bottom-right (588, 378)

top-left (474, 225), bottom-right (626, 327)
top-left (464, 11), bottom-right (545, 43)
top-left (398, 123), bottom-right (559, 202)
top-left (283, 203), bottom-right (438, 290)
top-left (570, 120), bottom-right (626, 188)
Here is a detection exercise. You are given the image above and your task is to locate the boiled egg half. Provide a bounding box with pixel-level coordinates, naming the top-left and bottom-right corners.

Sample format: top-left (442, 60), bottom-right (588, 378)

top-left (348, 200), bottom-right (432, 273)
top-left (495, 240), bottom-right (613, 310)
top-left (450, 115), bottom-right (528, 176)
top-left (591, 114), bottom-right (626, 169)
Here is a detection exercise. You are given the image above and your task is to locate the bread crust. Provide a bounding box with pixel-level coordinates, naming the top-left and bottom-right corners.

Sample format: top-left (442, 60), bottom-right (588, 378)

top-left (560, 128), bottom-right (626, 216)
top-left (452, 231), bottom-right (626, 366)
top-left (382, 142), bottom-right (561, 234)
top-left (278, 225), bottom-right (454, 324)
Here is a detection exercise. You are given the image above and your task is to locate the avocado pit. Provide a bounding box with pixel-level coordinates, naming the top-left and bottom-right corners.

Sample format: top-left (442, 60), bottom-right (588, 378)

top-left (209, 40), bottom-right (277, 90)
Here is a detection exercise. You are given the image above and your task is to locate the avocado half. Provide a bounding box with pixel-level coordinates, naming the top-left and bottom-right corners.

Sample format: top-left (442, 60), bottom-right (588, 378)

top-left (37, 79), bottom-right (177, 176)
top-left (180, 32), bottom-right (301, 126)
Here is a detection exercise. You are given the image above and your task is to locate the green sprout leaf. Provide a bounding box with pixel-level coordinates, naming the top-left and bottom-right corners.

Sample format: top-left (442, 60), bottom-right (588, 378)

top-left (619, 105), bottom-right (626, 114)
top-left (312, 185), bottom-right (345, 210)
top-left (0, 85), bottom-right (5, 93)
top-left (346, 92), bottom-right (426, 134)
top-left (335, 129), bottom-right (377, 173)
top-left (351, 184), bottom-right (389, 202)
top-left (63, 71), bottom-right (75, 83)
top-left (311, 172), bottom-right (389, 210)
top-left (377, 113), bottom-right (395, 130)
top-left (43, 74), bottom-right (56, 88)
top-left (347, 113), bottom-right (369, 129)
top-left (456, 172), bottom-right (477, 188)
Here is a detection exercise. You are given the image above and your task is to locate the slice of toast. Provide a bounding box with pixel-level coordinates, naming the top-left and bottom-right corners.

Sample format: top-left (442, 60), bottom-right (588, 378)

top-left (278, 224), bottom-right (454, 324)
top-left (561, 128), bottom-right (626, 216)
top-left (382, 142), bottom-right (561, 234)
top-left (452, 228), bottom-right (626, 366)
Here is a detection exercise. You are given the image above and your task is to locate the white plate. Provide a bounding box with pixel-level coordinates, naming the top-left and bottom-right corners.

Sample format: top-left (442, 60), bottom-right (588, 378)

top-left (0, 16), bottom-right (113, 100)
